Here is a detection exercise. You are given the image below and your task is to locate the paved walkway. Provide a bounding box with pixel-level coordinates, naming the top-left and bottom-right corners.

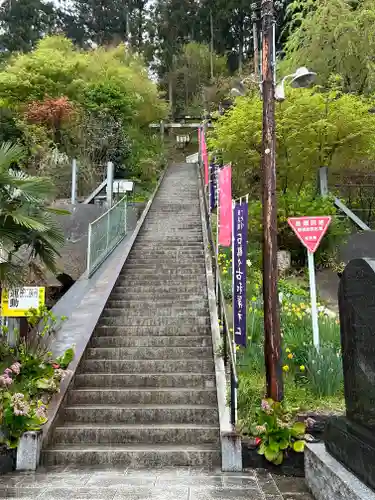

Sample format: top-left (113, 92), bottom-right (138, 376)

top-left (0, 467), bottom-right (313, 499)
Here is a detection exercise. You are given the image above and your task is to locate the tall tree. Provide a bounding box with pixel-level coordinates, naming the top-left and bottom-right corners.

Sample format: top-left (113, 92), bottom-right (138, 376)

top-left (0, 0), bottom-right (60, 54)
top-left (283, 0), bottom-right (375, 94)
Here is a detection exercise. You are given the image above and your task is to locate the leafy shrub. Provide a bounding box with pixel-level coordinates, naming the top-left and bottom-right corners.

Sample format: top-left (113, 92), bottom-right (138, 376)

top-left (250, 399), bottom-right (306, 465)
top-left (0, 307), bottom-right (74, 448)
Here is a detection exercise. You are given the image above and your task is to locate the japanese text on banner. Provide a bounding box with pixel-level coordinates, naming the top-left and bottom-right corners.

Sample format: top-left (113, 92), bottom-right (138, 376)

top-left (218, 165), bottom-right (232, 246)
top-left (209, 162), bottom-right (217, 212)
top-left (233, 202), bottom-right (248, 347)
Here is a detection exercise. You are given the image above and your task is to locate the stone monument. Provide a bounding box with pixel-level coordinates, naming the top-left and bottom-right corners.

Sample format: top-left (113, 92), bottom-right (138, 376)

top-left (325, 257), bottom-right (375, 492)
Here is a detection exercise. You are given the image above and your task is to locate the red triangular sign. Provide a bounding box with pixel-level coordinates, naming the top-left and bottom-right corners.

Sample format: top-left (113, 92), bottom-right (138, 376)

top-left (288, 216), bottom-right (332, 253)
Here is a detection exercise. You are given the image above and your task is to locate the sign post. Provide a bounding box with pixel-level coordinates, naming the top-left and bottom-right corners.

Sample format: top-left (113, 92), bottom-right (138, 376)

top-left (287, 216), bottom-right (331, 350)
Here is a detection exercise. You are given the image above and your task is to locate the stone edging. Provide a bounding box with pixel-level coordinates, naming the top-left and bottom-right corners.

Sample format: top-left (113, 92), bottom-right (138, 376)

top-left (196, 162), bottom-right (242, 472)
top-left (37, 168), bottom-right (167, 460)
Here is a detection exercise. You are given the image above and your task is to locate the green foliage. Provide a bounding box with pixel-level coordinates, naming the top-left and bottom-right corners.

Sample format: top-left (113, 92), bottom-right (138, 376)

top-left (210, 88), bottom-right (375, 197)
top-left (0, 142), bottom-right (65, 286)
top-left (250, 398), bottom-right (305, 465)
top-left (305, 345), bottom-right (343, 397)
top-left (169, 42), bottom-right (229, 116)
top-left (0, 308), bottom-right (74, 448)
top-left (284, 0), bottom-right (375, 94)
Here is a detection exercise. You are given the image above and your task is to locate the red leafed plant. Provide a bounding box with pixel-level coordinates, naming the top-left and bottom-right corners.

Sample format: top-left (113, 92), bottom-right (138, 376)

top-left (25, 96), bottom-right (75, 129)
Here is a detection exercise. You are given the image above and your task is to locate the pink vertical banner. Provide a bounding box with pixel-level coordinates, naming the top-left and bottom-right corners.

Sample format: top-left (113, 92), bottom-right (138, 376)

top-left (218, 164), bottom-right (232, 246)
top-left (202, 133), bottom-right (209, 185)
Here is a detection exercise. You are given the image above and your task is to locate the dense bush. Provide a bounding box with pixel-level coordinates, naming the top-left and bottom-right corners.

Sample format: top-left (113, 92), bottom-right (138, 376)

top-left (0, 36), bottom-right (168, 197)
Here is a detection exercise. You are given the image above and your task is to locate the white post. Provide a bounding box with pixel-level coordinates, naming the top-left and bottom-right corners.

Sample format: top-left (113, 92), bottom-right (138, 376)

top-left (307, 250), bottom-right (320, 350)
top-left (106, 161), bottom-right (114, 209)
top-left (71, 159), bottom-right (77, 205)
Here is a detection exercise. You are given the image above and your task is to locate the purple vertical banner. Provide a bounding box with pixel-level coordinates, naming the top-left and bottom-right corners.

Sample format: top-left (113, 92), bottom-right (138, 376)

top-left (209, 162), bottom-right (217, 212)
top-left (233, 201), bottom-right (249, 347)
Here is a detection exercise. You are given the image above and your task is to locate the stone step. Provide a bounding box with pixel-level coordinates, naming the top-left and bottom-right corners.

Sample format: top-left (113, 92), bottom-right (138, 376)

top-left (106, 299), bottom-right (208, 309)
top-left (74, 372), bottom-right (215, 389)
top-left (90, 335), bottom-right (211, 348)
top-left (41, 444), bottom-right (221, 467)
top-left (115, 275), bottom-right (207, 285)
top-left (109, 292), bottom-right (207, 301)
top-left (111, 286), bottom-right (207, 296)
top-left (93, 325), bottom-right (211, 337)
top-left (61, 404), bottom-right (219, 425)
top-left (85, 346), bottom-right (213, 360)
top-left (51, 424), bottom-right (219, 446)
top-left (101, 309), bottom-right (209, 319)
top-left (98, 316), bottom-right (210, 327)
top-left (121, 265), bottom-right (206, 273)
top-left (79, 359), bottom-right (215, 374)
top-left (67, 388), bottom-right (217, 405)
top-left (126, 252), bottom-right (204, 260)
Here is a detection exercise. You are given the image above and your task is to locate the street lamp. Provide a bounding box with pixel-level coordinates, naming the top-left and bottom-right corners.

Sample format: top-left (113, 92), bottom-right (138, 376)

top-left (275, 67), bottom-right (317, 101)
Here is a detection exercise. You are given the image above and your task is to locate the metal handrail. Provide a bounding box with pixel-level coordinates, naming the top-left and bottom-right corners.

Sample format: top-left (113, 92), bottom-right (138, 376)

top-left (87, 195), bottom-right (127, 277)
top-left (198, 161), bottom-right (238, 427)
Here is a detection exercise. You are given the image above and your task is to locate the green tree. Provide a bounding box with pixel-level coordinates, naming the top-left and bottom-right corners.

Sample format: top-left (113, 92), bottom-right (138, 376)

top-left (0, 0), bottom-right (61, 54)
top-left (0, 142), bottom-right (64, 286)
top-left (169, 42), bottom-right (228, 116)
top-left (283, 0), bottom-right (375, 94)
top-left (210, 87), bottom-right (375, 196)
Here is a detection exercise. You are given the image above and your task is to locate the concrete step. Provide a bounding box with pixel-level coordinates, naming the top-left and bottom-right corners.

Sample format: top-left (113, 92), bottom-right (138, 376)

top-left (115, 276), bottom-right (207, 285)
top-left (121, 265), bottom-right (206, 273)
top-left (79, 359), bottom-right (215, 374)
top-left (104, 303), bottom-right (207, 313)
top-left (98, 316), bottom-right (210, 327)
top-left (126, 253), bottom-right (204, 261)
top-left (106, 299), bottom-right (208, 309)
top-left (74, 372), bottom-right (215, 389)
top-left (93, 325), bottom-right (211, 337)
top-left (68, 388), bottom-right (217, 405)
top-left (85, 346), bottom-right (213, 360)
top-left (41, 444), bottom-right (221, 467)
top-left (90, 335), bottom-right (212, 348)
top-left (51, 424), bottom-right (219, 446)
top-left (109, 292), bottom-right (207, 301)
top-left (111, 285), bottom-right (207, 296)
top-left (61, 404), bottom-right (219, 425)
top-left (101, 309), bottom-right (209, 319)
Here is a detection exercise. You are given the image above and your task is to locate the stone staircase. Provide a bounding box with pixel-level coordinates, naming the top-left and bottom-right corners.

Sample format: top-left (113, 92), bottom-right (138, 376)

top-left (42, 163), bottom-right (221, 467)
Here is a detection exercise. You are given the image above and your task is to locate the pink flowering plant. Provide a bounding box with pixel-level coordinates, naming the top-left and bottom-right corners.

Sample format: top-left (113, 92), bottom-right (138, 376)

top-left (250, 398), bottom-right (306, 465)
top-left (0, 307), bottom-right (74, 448)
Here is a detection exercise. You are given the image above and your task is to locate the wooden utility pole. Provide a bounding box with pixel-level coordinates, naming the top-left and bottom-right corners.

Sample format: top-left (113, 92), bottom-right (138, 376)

top-left (253, 21), bottom-right (259, 81)
top-left (261, 0), bottom-right (283, 402)
top-left (210, 10), bottom-right (214, 81)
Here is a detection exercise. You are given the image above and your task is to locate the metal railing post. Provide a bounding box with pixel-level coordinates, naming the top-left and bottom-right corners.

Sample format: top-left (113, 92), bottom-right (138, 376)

top-left (87, 223), bottom-right (92, 276)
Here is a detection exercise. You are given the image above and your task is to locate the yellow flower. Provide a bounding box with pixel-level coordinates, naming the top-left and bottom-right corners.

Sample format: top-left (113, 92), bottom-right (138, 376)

top-left (282, 365), bottom-right (290, 372)
top-left (236, 345), bottom-right (240, 352)
top-left (285, 348), bottom-right (291, 353)
top-left (287, 353), bottom-right (293, 360)
top-left (251, 297), bottom-right (257, 302)
top-left (300, 303), bottom-right (306, 309)
top-left (229, 328), bottom-right (233, 333)
top-left (299, 365), bottom-right (306, 372)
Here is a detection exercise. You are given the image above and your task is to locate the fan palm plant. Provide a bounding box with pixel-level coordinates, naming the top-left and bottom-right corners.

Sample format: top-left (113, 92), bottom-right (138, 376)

top-left (0, 142), bottom-right (65, 286)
